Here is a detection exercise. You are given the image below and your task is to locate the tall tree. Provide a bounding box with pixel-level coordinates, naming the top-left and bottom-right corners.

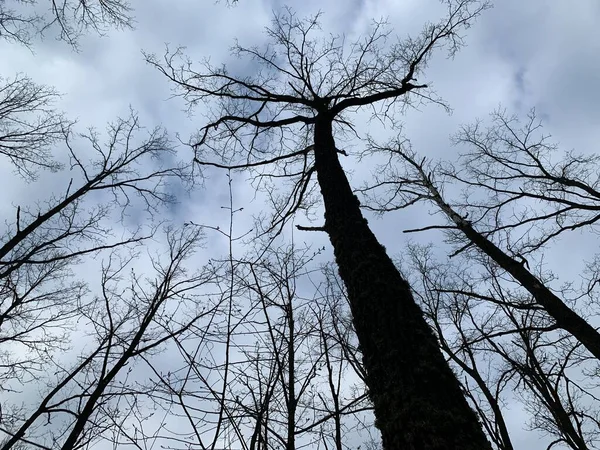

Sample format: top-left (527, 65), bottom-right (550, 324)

top-left (360, 109), bottom-right (600, 360)
top-left (0, 110), bottom-right (204, 449)
top-left (147, 3), bottom-right (492, 448)
top-left (358, 108), bottom-right (600, 448)
top-left (118, 178), bottom-right (372, 450)
top-left (0, 224), bottom-right (219, 450)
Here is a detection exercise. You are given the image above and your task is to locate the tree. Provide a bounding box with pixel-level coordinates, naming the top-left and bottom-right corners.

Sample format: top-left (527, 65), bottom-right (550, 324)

top-left (406, 245), bottom-right (518, 450)
top-left (0, 110), bottom-right (189, 399)
top-left (360, 109), bottom-right (600, 361)
top-left (358, 108), bottom-right (600, 448)
top-left (0, 73), bottom-right (70, 180)
top-left (226, 245), bottom-right (372, 450)
top-left (403, 243), bottom-right (600, 450)
top-left (1, 226), bottom-right (220, 450)
top-left (0, 109), bottom-right (201, 450)
top-left (113, 177), bottom-right (373, 450)
top-left (0, 2), bottom-right (220, 448)
top-left (0, 0), bottom-right (133, 47)
top-left (0, 4), bottom-right (204, 445)
top-left (146, 3), bottom-right (492, 448)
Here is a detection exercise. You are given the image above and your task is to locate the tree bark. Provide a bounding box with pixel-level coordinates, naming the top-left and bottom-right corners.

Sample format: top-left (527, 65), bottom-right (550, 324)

top-left (312, 115), bottom-right (491, 450)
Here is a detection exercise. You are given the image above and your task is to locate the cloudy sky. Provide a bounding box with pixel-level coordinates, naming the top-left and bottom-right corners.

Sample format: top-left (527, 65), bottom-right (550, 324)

top-left (3, 0), bottom-right (599, 242)
top-left (2, 0), bottom-right (600, 448)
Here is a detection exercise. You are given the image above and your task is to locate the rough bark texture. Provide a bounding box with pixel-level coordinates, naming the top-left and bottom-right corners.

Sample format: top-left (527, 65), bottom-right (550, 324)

top-left (312, 115), bottom-right (491, 450)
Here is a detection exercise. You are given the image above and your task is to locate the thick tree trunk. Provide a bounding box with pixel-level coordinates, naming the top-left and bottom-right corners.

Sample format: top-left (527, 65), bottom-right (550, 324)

top-left (312, 115), bottom-right (491, 450)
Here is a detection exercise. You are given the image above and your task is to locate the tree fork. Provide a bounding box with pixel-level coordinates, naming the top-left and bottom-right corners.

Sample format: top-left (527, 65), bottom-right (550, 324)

top-left (312, 115), bottom-right (491, 450)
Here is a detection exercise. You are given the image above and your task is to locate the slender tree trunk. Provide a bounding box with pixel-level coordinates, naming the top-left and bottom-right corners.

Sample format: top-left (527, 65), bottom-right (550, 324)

top-left (423, 176), bottom-right (600, 361)
top-left (312, 115), bottom-right (491, 450)
top-left (287, 305), bottom-right (296, 450)
top-left (461, 218), bottom-right (600, 359)
top-left (439, 335), bottom-right (514, 450)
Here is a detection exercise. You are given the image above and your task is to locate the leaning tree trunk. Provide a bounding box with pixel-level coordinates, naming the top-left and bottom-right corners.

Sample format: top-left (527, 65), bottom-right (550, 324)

top-left (312, 114), bottom-right (491, 450)
top-left (420, 175), bottom-right (600, 362)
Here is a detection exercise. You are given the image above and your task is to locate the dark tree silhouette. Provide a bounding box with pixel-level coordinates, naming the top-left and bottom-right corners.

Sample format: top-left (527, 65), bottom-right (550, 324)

top-left (0, 226), bottom-right (219, 450)
top-left (115, 177), bottom-right (372, 450)
top-left (359, 109), bottom-right (600, 361)
top-left (0, 112), bottom-right (190, 405)
top-left (0, 73), bottom-right (71, 179)
top-left (147, 3), bottom-right (492, 448)
top-left (404, 243), bottom-right (600, 449)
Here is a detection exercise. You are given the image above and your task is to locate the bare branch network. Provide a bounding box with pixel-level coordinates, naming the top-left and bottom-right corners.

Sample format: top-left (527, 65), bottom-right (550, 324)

top-left (6, 1), bottom-right (600, 450)
top-left (0, 0), bottom-right (133, 48)
top-left (358, 106), bottom-right (600, 448)
top-left (145, 1), bottom-right (487, 235)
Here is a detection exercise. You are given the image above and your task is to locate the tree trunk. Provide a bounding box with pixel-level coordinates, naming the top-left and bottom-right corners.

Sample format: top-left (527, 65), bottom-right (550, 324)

top-left (424, 178), bottom-right (600, 361)
top-left (312, 115), bottom-right (491, 450)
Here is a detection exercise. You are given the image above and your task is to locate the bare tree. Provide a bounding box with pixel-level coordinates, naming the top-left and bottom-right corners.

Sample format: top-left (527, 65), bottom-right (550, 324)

top-left (226, 244), bottom-right (371, 450)
top-left (0, 225), bottom-right (221, 450)
top-left (146, 4), bottom-right (493, 448)
top-left (116, 177), bottom-right (371, 450)
top-left (403, 244), bottom-right (600, 450)
top-left (0, 0), bottom-right (132, 47)
top-left (0, 111), bottom-right (191, 442)
top-left (403, 245), bottom-right (517, 450)
top-left (359, 123), bottom-right (600, 361)
top-left (311, 262), bottom-right (374, 450)
top-left (357, 113), bottom-right (600, 447)
top-left (0, 73), bottom-right (70, 179)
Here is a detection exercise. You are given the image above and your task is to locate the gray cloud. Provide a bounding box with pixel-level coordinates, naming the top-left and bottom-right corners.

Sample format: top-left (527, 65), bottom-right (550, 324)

top-left (2, 1), bottom-right (598, 448)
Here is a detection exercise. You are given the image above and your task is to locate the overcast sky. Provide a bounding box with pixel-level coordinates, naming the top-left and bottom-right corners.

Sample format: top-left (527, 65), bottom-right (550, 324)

top-left (2, 0), bottom-right (600, 448)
